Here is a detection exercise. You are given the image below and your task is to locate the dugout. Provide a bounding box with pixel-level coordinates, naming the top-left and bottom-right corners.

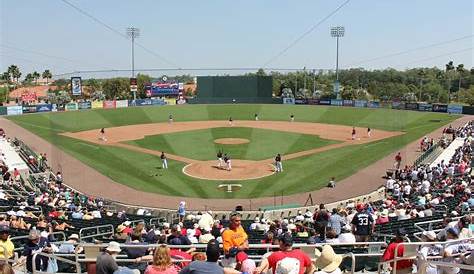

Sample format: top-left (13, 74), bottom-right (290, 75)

top-left (189, 75), bottom-right (279, 104)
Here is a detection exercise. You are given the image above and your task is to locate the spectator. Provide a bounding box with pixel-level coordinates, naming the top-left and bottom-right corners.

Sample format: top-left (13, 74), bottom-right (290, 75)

top-left (381, 229), bottom-right (413, 274)
top-left (178, 202), bottom-right (186, 223)
top-left (20, 229), bottom-right (50, 273)
top-left (376, 209), bottom-right (389, 225)
top-left (179, 240), bottom-right (224, 274)
top-left (417, 231), bottom-right (440, 274)
top-left (58, 234), bottom-right (82, 254)
top-left (337, 227), bottom-right (356, 244)
top-left (167, 225), bottom-right (191, 246)
top-left (144, 245), bottom-right (180, 274)
top-left (221, 212), bottom-right (248, 267)
top-left (198, 228), bottom-right (215, 244)
top-left (351, 203), bottom-right (375, 242)
top-left (254, 233), bottom-right (314, 274)
top-left (313, 204), bottom-right (330, 239)
top-left (0, 226), bottom-right (14, 259)
top-left (327, 208), bottom-right (345, 235)
top-left (96, 241), bottom-right (139, 274)
top-left (314, 245), bottom-right (343, 274)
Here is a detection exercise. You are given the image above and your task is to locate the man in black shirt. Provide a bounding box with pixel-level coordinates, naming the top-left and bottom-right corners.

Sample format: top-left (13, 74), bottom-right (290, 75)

top-left (351, 203), bottom-right (375, 242)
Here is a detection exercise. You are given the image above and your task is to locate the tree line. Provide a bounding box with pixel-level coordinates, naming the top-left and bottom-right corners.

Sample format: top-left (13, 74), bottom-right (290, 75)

top-left (1, 62), bottom-right (473, 105)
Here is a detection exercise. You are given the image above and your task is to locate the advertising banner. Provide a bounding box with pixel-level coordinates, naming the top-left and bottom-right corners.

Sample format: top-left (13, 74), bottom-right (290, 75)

top-left (36, 104), bottom-right (53, 112)
top-left (354, 100), bottom-right (367, 108)
top-left (145, 81), bottom-right (181, 96)
top-left (319, 99), bottom-right (331, 105)
top-left (283, 98), bottom-right (295, 104)
top-left (294, 98), bottom-right (308, 105)
top-left (367, 101), bottom-right (380, 108)
top-left (418, 103), bottom-right (432, 112)
top-left (343, 100), bottom-right (354, 107)
top-left (151, 99), bottom-right (166, 105)
top-left (134, 99), bottom-right (153, 106)
top-left (7, 106), bottom-right (22, 116)
top-left (65, 103), bottom-right (78, 111)
top-left (164, 98), bottom-right (176, 105)
top-left (22, 105), bottom-right (37, 114)
top-left (0, 107), bottom-right (7, 116)
top-left (103, 100), bottom-right (116, 109)
top-left (447, 104), bottom-right (463, 114)
top-left (78, 101), bottom-right (92, 110)
top-left (116, 100), bottom-right (128, 108)
top-left (404, 102), bottom-right (419, 111)
top-left (331, 99), bottom-right (343, 106)
top-left (71, 77), bottom-right (82, 96)
top-left (91, 101), bottom-right (103, 109)
top-left (307, 99), bottom-right (319, 105)
top-left (391, 101), bottom-right (404, 109)
top-left (432, 104), bottom-right (448, 113)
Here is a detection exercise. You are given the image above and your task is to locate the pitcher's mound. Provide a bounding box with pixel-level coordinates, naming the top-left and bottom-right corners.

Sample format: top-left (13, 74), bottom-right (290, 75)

top-left (183, 160), bottom-right (274, 181)
top-left (214, 138), bottom-right (250, 145)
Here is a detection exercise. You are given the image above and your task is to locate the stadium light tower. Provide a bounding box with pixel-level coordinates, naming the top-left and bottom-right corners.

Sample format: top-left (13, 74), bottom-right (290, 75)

top-left (126, 27), bottom-right (140, 101)
top-left (330, 26), bottom-right (344, 99)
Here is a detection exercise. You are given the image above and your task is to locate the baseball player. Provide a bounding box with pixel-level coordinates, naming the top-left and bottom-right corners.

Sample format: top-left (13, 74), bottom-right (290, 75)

top-left (224, 154), bottom-right (232, 171)
top-left (99, 128), bottom-right (107, 142)
top-left (217, 150), bottom-right (224, 169)
top-left (352, 127), bottom-right (356, 140)
top-left (160, 152), bottom-right (168, 169)
top-left (168, 114), bottom-right (173, 124)
top-left (229, 117), bottom-right (233, 126)
top-left (290, 114), bottom-right (294, 122)
top-left (367, 127), bottom-right (372, 138)
top-left (275, 153), bottom-right (283, 172)
top-left (255, 113), bottom-right (259, 121)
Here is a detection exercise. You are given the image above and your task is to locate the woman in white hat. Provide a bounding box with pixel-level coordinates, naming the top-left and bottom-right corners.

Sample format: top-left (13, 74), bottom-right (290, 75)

top-left (314, 245), bottom-right (343, 274)
top-left (417, 231), bottom-right (441, 274)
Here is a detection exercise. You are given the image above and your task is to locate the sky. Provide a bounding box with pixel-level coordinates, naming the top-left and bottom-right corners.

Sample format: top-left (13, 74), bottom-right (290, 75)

top-left (0, 0), bottom-right (473, 79)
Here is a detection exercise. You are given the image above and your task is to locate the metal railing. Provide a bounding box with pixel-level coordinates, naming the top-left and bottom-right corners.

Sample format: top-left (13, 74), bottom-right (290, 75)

top-left (79, 224), bottom-right (114, 241)
top-left (32, 252), bottom-right (81, 274)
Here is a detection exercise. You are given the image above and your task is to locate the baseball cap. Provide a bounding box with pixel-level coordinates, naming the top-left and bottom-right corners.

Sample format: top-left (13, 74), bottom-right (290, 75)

top-left (447, 227), bottom-right (459, 237)
top-left (0, 225), bottom-right (9, 233)
top-left (278, 233), bottom-right (293, 246)
top-left (356, 203), bottom-right (365, 211)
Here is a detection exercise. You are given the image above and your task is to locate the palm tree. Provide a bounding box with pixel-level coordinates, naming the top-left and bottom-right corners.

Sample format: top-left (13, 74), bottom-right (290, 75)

top-left (7, 65), bottom-right (20, 83)
top-left (0, 72), bottom-right (10, 83)
top-left (445, 61), bottom-right (455, 103)
top-left (42, 69), bottom-right (52, 85)
top-left (24, 73), bottom-right (34, 84)
top-left (456, 64), bottom-right (464, 92)
top-left (32, 71), bottom-right (40, 85)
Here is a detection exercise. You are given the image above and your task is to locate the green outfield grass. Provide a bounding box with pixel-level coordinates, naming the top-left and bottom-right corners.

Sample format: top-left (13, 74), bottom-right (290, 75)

top-left (7, 104), bottom-right (459, 198)
top-left (127, 127), bottom-right (338, 160)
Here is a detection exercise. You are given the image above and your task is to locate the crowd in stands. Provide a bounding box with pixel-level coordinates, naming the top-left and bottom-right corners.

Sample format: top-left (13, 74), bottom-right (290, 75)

top-left (0, 122), bottom-right (471, 273)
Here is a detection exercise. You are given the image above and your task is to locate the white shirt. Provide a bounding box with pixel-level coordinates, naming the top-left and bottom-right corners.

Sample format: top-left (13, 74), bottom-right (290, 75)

top-left (422, 180), bottom-right (430, 193)
top-left (337, 233), bottom-right (356, 244)
top-left (386, 179), bottom-right (395, 190)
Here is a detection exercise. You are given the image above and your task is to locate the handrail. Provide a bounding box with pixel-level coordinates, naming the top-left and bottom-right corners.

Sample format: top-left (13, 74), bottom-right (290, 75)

top-left (10, 231), bottom-right (67, 251)
top-left (79, 224), bottom-right (114, 241)
top-left (32, 252), bottom-right (81, 274)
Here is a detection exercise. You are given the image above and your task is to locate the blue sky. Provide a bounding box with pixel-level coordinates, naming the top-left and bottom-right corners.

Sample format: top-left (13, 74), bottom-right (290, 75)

top-left (0, 0), bottom-right (472, 78)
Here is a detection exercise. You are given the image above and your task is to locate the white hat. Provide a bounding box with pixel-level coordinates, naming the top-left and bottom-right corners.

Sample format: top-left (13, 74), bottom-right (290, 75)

top-left (193, 223), bottom-right (199, 229)
top-left (422, 231), bottom-right (436, 241)
top-left (123, 221), bottom-right (131, 226)
top-left (305, 211), bottom-right (312, 217)
top-left (69, 234), bottom-right (79, 240)
top-left (106, 241), bottom-right (121, 253)
top-left (163, 222), bottom-right (170, 228)
top-left (254, 217), bottom-right (260, 223)
top-left (40, 231), bottom-right (49, 238)
top-left (186, 229), bottom-right (195, 237)
top-left (275, 257), bottom-right (300, 274)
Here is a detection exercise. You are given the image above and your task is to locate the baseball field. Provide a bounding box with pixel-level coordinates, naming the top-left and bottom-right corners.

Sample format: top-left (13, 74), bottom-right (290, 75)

top-left (7, 104), bottom-right (458, 199)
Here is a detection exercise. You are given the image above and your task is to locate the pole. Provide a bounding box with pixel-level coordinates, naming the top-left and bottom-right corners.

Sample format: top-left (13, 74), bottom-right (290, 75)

top-left (131, 35), bottom-right (136, 101)
top-left (313, 70), bottom-right (316, 95)
top-left (336, 36), bottom-right (340, 83)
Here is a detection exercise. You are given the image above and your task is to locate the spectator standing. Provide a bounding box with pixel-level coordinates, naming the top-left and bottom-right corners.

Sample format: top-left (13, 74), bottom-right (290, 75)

top-left (327, 208), bottom-right (345, 236)
top-left (351, 204), bottom-right (375, 242)
top-left (221, 212), bottom-right (248, 268)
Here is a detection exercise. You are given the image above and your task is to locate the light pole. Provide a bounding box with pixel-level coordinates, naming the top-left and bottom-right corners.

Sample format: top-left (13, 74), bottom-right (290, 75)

top-left (126, 27), bottom-right (140, 100)
top-left (331, 26), bottom-right (344, 99)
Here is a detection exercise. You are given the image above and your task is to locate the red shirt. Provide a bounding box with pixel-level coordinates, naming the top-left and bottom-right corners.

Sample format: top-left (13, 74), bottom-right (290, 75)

top-left (267, 249), bottom-right (312, 274)
top-left (169, 249), bottom-right (192, 267)
top-left (382, 242), bottom-right (413, 269)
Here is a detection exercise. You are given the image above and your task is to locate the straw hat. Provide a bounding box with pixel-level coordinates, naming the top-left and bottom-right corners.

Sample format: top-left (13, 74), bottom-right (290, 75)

top-left (422, 231), bottom-right (436, 241)
top-left (106, 241), bottom-right (121, 253)
top-left (116, 225), bottom-right (126, 233)
top-left (314, 245), bottom-right (343, 272)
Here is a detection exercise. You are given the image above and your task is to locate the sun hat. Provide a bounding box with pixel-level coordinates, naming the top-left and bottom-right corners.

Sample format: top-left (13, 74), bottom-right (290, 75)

top-left (254, 217), bottom-right (260, 223)
top-left (422, 231), bottom-right (436, 241)
top-left (106, 241), bottom-right (121, 253)
top-left (123, 221), bottom-right (131, 226)
top-left (314, 245), bottom-right (343, 272)
top-left (69, 234), bottom-right (79, 240)
top-left (116, 225), bottom-right (126, 233)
